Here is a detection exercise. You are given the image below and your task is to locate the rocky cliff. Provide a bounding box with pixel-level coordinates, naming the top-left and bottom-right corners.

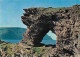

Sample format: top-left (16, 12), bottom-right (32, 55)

top-left (0, 5), bottom-right (80, 57)
top-left (21, 5), bottom-right (80, 57)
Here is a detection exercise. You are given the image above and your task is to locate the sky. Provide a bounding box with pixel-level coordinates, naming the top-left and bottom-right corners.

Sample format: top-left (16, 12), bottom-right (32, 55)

top-left (0, 0), bottom-right (80, 40)
top-left (0, 0), bottom-right (80, 28)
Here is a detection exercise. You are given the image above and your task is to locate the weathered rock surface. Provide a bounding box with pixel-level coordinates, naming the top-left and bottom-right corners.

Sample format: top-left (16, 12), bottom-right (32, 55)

top-left (0, 5), bottom-right (80, 57)
top-left (20, 5), bottom-right (80, 57)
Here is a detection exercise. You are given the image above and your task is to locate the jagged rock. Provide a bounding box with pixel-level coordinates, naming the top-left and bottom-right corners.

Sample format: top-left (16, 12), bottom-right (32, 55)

top-left (20, 5), bottom-right (80, 57)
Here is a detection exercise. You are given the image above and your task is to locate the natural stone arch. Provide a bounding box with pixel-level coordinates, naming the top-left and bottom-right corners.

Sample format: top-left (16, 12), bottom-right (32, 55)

top-left (21, 14), bottom-right (57, 46)
top-left (20, 5), bottom-right (80, 57)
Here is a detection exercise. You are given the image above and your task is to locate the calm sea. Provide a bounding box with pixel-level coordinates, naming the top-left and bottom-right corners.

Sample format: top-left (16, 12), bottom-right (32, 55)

top-left (1, 39), bottom-right (56, 45)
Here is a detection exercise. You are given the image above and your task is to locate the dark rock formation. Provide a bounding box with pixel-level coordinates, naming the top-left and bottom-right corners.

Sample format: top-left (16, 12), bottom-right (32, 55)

top-left (20, 5), bottom-right (80, 57)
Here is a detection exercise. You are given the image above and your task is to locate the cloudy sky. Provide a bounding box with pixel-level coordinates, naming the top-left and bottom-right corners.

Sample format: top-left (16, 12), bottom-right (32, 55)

top-left (0, 0), bottom-right (80, 40)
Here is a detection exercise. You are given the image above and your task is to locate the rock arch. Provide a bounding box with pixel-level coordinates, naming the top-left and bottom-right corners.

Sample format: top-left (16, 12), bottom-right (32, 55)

top-left (20, 5), bottom-right (80, 57)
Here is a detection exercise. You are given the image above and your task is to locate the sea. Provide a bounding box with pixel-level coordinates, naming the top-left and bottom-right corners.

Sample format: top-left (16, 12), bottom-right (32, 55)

top-left (1, 38), bottom-right (56, 45)
top-left (0, 27), bottom-right (56, 45)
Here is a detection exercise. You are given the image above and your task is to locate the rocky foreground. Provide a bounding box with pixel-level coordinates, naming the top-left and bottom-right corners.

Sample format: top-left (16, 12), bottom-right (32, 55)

top-left (0, 5), bottom-right (80, 57)
top-left (0, 40), bottom-right (56, 57)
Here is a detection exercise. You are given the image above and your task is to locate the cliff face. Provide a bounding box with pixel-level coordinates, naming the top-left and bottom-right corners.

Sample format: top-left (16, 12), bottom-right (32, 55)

top-left (21, 5), bottom-right (80, 57)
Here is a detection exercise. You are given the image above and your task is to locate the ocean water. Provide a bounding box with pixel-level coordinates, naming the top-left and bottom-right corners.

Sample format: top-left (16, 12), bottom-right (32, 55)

top-left (41, 40), bottom-right (56, 45)
top-left (1, 33), bottom-right (56, 45)
top-left (0, 27), bottom-right (56, 45)
top-left (1, 39), bottom-right (56, 45)
top-left (1, 39), bottom-right (22, 43)
top-left (1, 34), bottom-right (56, 45)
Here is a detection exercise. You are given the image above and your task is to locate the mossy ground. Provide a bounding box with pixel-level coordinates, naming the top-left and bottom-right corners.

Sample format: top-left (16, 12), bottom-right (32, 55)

top-left (32, 47), bottom-right (46, 56)
top-left (0, 42), bottom-right (49, 56)
top-left (0, 42), bottom-right (54, 57)
top-left (0, 42), bottom-right (28, 55)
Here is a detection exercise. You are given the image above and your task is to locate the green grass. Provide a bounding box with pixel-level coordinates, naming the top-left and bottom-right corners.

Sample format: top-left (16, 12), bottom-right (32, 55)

top-left (33, 47), bottom-right (46, 56)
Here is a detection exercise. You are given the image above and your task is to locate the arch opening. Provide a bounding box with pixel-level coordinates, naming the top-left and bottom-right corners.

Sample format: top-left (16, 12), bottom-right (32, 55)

top-left (41, 30), bottom-right (57, 45)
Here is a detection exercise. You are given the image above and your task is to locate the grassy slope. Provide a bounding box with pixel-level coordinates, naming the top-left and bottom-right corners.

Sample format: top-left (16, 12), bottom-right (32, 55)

top-left (0, 27), bottom-right (26, 40)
